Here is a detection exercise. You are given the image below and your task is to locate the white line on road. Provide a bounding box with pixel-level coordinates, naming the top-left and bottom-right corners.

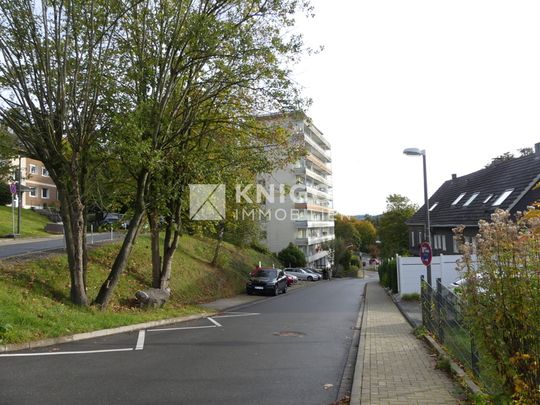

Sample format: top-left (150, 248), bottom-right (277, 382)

top-left (148, 325), bottom-right (217, 332)
top-left (0, 348), bottom-right (134, 357)
top-left (212, 312), bottom-right (260, 319)
top-left (207, 317), bottom-right (222, 327)
top-left (135, 330), bottom-right (145, 350)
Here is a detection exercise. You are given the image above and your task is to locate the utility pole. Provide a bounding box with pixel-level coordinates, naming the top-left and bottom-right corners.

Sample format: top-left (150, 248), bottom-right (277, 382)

top-left (16, 155), bottom-right (22, 235)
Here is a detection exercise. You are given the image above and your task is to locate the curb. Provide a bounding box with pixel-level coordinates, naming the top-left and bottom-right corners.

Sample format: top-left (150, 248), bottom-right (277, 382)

top-left (350, 282), bottom-right (369, 403)
top-left (389, 292), bottom-right (421, 328)
top-left (0, 312), bottom-right (213, 353)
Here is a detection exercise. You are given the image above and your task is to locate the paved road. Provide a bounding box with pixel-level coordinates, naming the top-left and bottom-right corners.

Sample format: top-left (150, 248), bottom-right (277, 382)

top-left (0, 232), bottom-right (123, 259)
top-left (0, 278), bottom-right (367, 405)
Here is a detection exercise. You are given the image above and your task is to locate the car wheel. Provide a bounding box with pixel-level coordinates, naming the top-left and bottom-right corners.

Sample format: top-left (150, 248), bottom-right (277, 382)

top-left (272, 285), bottom-right (279, 296)
top-left (283, 284), bottom-right (287, 293)
top-left (307, 276), bottom-right (313, 281)
top-left (246, 289), bottom-right (252, 295)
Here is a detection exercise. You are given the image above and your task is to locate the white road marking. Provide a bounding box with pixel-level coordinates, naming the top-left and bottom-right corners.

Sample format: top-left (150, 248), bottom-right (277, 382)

top-left (212, 312), bottom-right (260, 319)
top-left (135, 330), bottom-right (145, 350)
top-left (148, 325), bottom-right (217, 332)
top-left (207, 317), bottom-right (222, 327)
top-left (0, 348), bottom-right (133, 357)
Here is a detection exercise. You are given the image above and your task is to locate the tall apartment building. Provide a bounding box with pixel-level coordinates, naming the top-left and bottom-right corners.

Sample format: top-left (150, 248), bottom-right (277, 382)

top-left (9, 157), bottom-right (59, 209)
top-left (259, 112), bottom-right (335, 269)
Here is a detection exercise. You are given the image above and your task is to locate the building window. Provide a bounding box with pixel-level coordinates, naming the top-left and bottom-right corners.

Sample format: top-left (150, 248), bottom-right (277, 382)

top-left (451, 192), bottom-right (466, 206)
top-left (411, 231), bottom-right (415, 247)
top-left (463, 192), bottom-right (479, 206)
top-left (29, 164), bottom-right (37, 175)
top-left (453, 237), bottom-right (459, 253)
top-left (492, 189), bottom-right (514, 206)
top-left (29, 187), bottom-right (36, 197)
top-left (483, 194), bottom-right (493, 204)
top-left (42, 167), bottom-right (49, 177)
top-left (41, 188), bottom-right (49, 199)
top-left (429, 202), bottom-right (439, 211)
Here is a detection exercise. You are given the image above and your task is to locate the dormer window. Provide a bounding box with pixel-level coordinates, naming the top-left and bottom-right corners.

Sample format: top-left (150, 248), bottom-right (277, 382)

top-left (483, 194), bottom-right (493, 204)
top-left (463, 192), bottom-right (479, 206)
top-left (492, 189), bottom-right (514, 206)
top-left (451, 193), bottom-right (466, 206)
top-left (429, 202), bottom-right (439, 211)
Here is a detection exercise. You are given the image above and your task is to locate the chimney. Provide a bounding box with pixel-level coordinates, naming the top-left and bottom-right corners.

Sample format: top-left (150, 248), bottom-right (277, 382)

top-left (535, 142), bottom-right (540, 157)
top-left (451, 173), bottom-right (457, 180)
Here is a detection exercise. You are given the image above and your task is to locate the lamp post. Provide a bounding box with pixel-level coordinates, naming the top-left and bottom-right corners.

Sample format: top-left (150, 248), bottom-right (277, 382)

top-left (403, 147), bottom-right (432, 285)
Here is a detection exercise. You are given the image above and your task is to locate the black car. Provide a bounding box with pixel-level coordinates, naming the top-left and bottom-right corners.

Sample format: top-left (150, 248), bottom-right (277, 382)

top-left (246, 268), bottom-right (288, 296)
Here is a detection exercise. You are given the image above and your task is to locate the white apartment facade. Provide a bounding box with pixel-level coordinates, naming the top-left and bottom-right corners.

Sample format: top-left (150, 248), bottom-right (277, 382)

top-left (259, 112), bottom-right (335, 269)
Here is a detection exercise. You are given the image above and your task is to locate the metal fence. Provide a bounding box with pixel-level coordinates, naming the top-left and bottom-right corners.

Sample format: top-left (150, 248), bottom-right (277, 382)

top-left (420, 276), bottom-right (482, 382)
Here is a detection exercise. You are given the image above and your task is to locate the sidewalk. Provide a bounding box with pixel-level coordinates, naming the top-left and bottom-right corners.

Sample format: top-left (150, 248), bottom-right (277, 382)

top-left (351, 282), bottom-right (462, 404)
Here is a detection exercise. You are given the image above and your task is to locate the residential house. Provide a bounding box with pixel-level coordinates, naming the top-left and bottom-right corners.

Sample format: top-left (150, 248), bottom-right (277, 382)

top-left (10, 157), bottom-right (60, 209)
top-left (406, 143), bottom-right (540, 256)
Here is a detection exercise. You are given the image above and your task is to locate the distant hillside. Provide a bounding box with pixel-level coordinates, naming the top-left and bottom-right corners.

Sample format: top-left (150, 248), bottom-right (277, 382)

top-left (353, 214), bottom-right (381, 221)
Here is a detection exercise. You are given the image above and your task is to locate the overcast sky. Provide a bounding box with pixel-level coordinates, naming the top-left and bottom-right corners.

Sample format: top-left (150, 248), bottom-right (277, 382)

top-left (292, 0), bottom-right (540, 216)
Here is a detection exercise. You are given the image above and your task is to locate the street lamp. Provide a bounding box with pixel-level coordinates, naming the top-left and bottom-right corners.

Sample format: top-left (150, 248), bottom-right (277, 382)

top-left (403, 147), bottom-right (432, 285)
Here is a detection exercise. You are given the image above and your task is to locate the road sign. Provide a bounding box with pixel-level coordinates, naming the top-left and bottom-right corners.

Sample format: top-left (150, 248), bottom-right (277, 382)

top-left (420, 242), bottom-right (432, 266)
top-left (9, 183), bottom-right (16, 195)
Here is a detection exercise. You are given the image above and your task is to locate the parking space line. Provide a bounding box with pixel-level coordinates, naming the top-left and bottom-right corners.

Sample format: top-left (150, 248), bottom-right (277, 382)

top-left (148, 325), bottom-right (217, 332)
top-left (207, 317), bottom-right (222, 327)
top-left (135, 330), bottom-right (145, 350)
top-left (0, 348), bottom-right (134, 357)
top-left (212, 312), bottom-right (260, 319)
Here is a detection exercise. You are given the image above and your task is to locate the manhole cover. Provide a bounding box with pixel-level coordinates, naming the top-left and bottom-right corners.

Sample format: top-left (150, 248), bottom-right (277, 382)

top-left (273, 331), bottom-right (305, 337)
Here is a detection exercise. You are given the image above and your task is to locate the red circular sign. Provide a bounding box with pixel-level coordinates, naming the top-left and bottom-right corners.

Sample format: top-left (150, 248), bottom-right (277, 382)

top-left (420, 242), bottom-right (432, 266)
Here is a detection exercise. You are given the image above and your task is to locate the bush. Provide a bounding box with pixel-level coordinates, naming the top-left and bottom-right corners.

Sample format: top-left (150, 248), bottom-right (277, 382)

top-left (378, 258), bottom-right (398, 293)
top-left (456, 208), bottom-right (540, 403)
top-left (249, 241), bottom-right (270, 255)
top-left (277, 243), bottom-right (306, 268)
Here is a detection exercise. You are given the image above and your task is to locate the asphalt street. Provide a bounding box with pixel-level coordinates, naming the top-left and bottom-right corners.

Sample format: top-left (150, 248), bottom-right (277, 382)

top-left (0, 278), bottom-right (367, 405)
top-left (0, 232), bottom-right (123, 259)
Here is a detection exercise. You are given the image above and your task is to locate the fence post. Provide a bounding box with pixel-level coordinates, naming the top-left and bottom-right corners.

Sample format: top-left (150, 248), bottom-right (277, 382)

top-left (471, 335), bottom-right (480, 377)
top-left (436, 278), bottom-right (444, 342)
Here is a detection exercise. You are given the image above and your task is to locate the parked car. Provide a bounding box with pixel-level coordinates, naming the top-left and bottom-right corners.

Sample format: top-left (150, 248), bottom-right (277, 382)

top-left (284, 267), bottom-right (319, 281)
top-left (285, 273), bottom-right (298, 286)
top-left (246, 268), bottom-right (288, 296)
top-left (302, 268), bottom-right (322, 281)
top-left (369, 258), bottom-right (380, 265)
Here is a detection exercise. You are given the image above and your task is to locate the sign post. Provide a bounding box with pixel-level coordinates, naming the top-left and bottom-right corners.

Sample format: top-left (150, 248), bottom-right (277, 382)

top-left (420, 241), bottom-right (433, 285)
top-left (10, 183), bottom-right (16, 236)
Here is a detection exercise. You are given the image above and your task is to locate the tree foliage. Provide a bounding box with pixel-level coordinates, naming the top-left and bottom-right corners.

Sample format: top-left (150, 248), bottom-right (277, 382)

top-left (278, 242), bottom-right (306, 268)
top-left (378, 194), bottom-right (417, 259)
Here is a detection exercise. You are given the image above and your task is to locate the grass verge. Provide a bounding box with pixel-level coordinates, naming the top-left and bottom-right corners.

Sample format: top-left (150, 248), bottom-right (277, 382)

top-left (0, 206), bottom-right (52, 237)
top-left (0, 234), bottom-right (279, 344)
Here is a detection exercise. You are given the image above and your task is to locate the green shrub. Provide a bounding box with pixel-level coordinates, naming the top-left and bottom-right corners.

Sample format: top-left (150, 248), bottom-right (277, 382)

top-left (456, 208), bottom-right (540, 403)
top-left (378, 258), bottom-right (398, 293)
top-left (401, 292), bottom-right (420, 301)
top-left (277, 243), bottom-right (306, 268)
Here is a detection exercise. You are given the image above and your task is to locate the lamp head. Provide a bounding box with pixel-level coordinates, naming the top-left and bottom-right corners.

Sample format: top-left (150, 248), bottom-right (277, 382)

top-left (403, 147), bottom-right (425, 156)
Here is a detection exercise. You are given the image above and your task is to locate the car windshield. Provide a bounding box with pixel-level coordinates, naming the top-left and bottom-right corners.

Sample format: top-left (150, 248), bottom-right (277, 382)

top-left (254, 269), bottom-right (276, 278)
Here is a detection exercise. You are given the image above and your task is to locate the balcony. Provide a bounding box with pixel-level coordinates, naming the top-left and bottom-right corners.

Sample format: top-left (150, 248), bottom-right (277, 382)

top-left (304, 136), bottom-right (331, 162)
top-left (305, 168), bottom-right (332, 187)
top-left (295, 234), bottom-right (335, 246)
top-left (295, 220), bottom-right (335, 229)
top-left (307, 250), bottom-right (329, 263)
top-left (295, 202), bottom-right (334, 214)
top-left (306, 153), bottom-right (332, 175)
top-left (295, 184), bottom-right (332, 200)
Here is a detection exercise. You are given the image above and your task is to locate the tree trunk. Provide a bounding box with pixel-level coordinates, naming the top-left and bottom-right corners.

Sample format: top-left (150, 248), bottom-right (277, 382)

top-left (211, 223), bottom-right (225, 267)
top-left (59, 187), bottom-right (89, 306)
top-left (158, 199), bottom-right (182, 290)
top-left (148, 209), bottom-right (162, 288)
top-left (94, 171), bottom-right (149, 308)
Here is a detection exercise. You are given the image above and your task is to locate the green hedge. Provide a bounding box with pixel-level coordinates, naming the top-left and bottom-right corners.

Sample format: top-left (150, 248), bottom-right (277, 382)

top-left (378, 258), bottom-right (398, 293)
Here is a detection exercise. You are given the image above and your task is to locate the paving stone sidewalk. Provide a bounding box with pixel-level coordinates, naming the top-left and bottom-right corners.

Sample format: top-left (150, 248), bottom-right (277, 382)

top-left (351, 282), bottom-right (462, 404)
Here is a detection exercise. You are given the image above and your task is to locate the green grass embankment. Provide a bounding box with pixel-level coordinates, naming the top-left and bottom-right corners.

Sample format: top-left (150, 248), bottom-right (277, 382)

top-left (0, 234), bottom-right (279, 344)
top-left (0, 206), bottom-right (51, 237)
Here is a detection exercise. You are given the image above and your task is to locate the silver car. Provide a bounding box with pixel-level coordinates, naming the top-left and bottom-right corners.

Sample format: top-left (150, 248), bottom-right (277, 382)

top-left (284, 267), bottom-right (320, 281)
